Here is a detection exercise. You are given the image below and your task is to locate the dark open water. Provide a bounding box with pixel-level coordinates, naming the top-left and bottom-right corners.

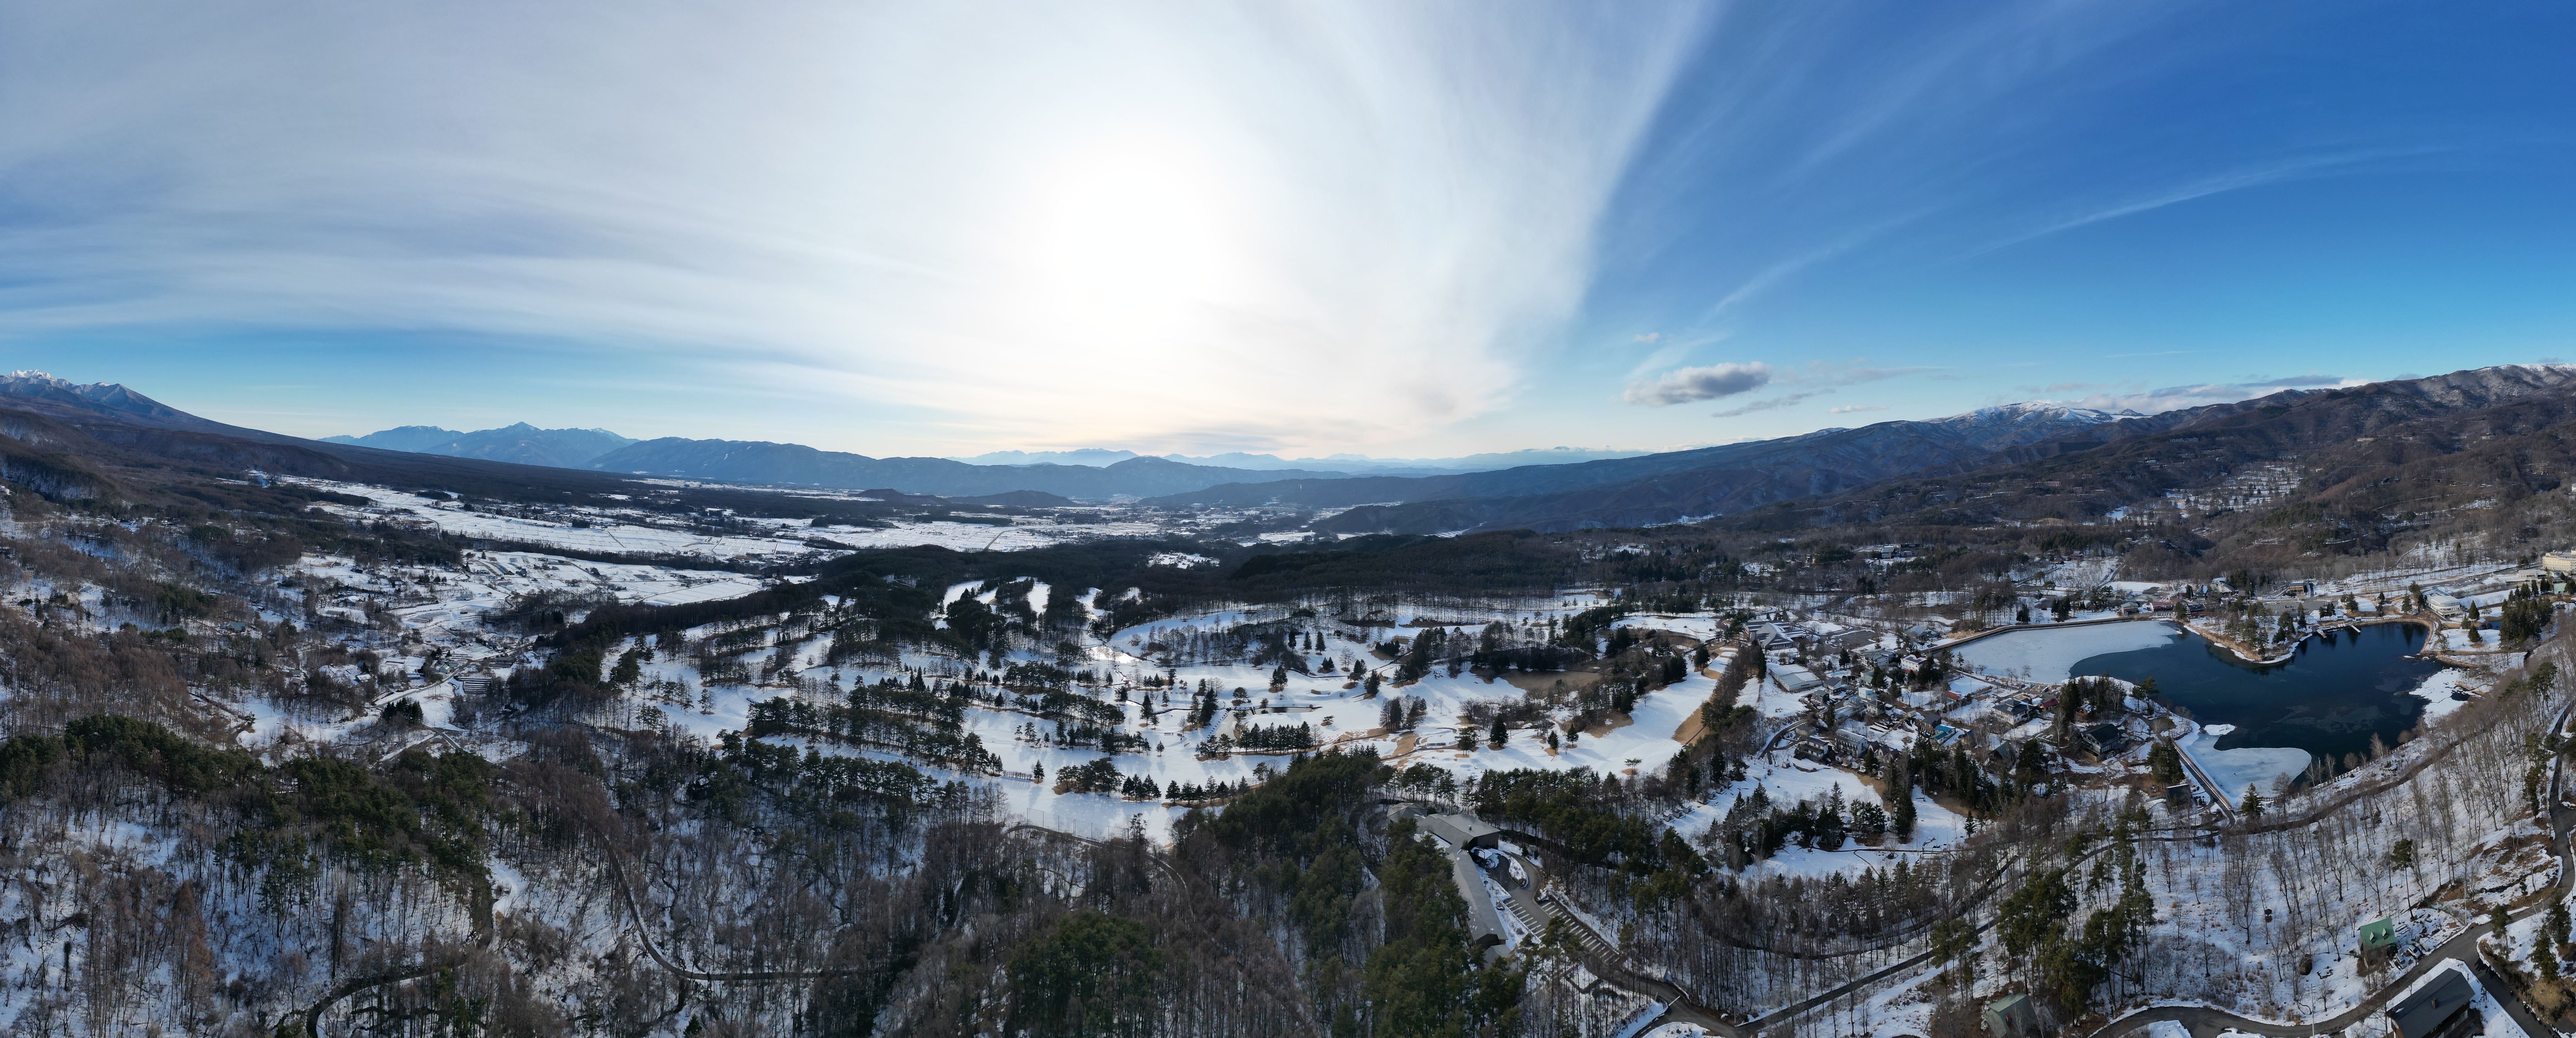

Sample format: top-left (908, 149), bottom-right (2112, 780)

top-left (2069, 622), bottom-right (2446, 763)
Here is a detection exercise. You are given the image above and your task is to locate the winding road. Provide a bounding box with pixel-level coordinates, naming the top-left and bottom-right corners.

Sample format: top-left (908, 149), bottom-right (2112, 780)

top-left (1434, 637), bottom-right (2575, 1038)
top-left (2083, 682), bottom-right (2576, 1038)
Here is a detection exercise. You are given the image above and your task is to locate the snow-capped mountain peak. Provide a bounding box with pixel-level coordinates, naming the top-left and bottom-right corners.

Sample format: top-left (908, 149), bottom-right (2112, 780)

top-left (1958, 400), bottom-right (2142, 424)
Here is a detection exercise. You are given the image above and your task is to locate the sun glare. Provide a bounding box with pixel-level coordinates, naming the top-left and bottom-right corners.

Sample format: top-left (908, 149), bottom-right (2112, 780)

top-left (1016, 136), bottom-right (1243, 340)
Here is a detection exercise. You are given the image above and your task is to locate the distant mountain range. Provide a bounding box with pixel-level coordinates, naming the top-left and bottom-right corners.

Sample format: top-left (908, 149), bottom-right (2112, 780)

top-left (585, 438), bottom-right (1363, 498)
top-left (1770, 363), bottom-right (2576, 535)
top-left (1146, 403), bottom-right (2157, 532)
top-left (0, 373), bottom-right (674, 507)
top-left (46, 366), bottom-right (2576, 537)
top-left (321, 423), bottom-right (637, 468)
top-left (9, 377), bottom-right (2181, 514)
top-left (949, 445), bottom-right (1650, 475)
top-left (314, 420), bottom-right (1378, 498)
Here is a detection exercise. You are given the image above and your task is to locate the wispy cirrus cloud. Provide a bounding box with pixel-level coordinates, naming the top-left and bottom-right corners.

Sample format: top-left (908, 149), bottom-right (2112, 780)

top-left (1787, 359), bottom-right (1937, 386)
top-left (1713, 389), bottom-right (1833, 417)
top-left (0, 0), bottom-right (1719, 454)
top-left (1827, 404), bottom-right (1889, 414)
top-left (2041, 373), bottom-right (2369, 413)
top-left (1966, 149), bottom-right (2446, 260)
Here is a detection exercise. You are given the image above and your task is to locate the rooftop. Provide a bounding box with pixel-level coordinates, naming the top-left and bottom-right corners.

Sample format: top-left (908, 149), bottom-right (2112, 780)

top-left (2388, 967), bottom-right (2474, 1038)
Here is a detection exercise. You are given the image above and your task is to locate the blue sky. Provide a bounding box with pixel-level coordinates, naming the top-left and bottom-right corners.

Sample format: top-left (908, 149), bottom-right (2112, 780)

top-left (2, 1), bottom-right (2570, 459)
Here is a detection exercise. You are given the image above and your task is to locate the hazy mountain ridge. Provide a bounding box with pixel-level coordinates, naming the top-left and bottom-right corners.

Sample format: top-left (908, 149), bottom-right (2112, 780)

top-left (322, 422), bottom-right (638, 468)
top-left (0, 375), bottom-right (769, 509)
top-left (36, 366), bottom-right (2576, 532)
top-left (1290, 366), bottom-right (2576, 537)
top-left (949, 444), bottom-right (1648, 475)
top-left (0, 377), bottom-right (1351, 502)
top-left (0, 370), bottom-right (245, 434)
top-left (588, 437), bottom-right (1364, 498)
top-left (1760, 363), bottom-right (2576, 533)
top-left (1155, 402), bottom-right (2151, 531)
top-left (319, 424), bottom-right (461, 452)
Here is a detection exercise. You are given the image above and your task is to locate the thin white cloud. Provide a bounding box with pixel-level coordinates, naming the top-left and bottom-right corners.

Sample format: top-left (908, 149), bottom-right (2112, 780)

top-left (2240, 374), bottom-right (2347, 388)
top-left (1624, 362), bottom-right (1774, 405)
top-left (1784, 358), bottom-right (1937, 386)
top-left (0, 1), bottom-right (1717, 454)
top-left (1967, 148), bottom-right (2445, 260)
top-left (1712, 388), bottom-right (1832, 417)
top-left (1827, 404), bottom-right (1889, 414)
top-left (1692, 219), bottom-right (1918, 324)
top-left (2045, 375), bottom-right (2369, 414)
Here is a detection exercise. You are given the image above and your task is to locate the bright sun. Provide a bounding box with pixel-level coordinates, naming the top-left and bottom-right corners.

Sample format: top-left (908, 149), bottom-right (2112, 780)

top-left (1016, 136), bottom-right (1242, 340)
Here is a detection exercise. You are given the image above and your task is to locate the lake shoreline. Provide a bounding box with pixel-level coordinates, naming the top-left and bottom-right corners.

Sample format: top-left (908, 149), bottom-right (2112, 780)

top-left (1962, 615), bottom-right (2452, 769)
top-left (2179, 613), bottom-right (2438, 668)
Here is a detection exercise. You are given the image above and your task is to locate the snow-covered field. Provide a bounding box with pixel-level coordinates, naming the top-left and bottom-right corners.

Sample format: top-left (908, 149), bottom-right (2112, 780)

top-left (1671, 755), bottom-right (1972, 881)
top-left (291, 481), bottom-right (842, 562)
top-left (808, 517), bottom-right (1166, 552)
top-left (285, 477), bottom-right (1270, 561)
top-left (550, 588), bottom-right (1730, 844)
top-left (1613, 614), bottom-right (1724, 641)
top-left (303, 549), bottom-right (769, 619)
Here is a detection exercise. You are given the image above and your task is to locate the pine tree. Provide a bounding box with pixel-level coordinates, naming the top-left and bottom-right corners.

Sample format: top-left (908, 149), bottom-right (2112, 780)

top-left (2240, 785), bottom-right (2265, 821)
top-left (1489, 717), bottom-right (1509, 748)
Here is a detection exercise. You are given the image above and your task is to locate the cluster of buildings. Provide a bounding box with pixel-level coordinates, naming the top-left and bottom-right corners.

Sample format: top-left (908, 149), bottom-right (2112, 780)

top-left (2414, 561), bottom-right (2572, 626)
top-left (1746, 608), bottom-right (2169, 812)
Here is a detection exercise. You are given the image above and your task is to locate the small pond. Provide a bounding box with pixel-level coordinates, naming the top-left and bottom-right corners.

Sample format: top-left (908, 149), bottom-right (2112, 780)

top-left (1955, 620), bottom-right (2448, 769)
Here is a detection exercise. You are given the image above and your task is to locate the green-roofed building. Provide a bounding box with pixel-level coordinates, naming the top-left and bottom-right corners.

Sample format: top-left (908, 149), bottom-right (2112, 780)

top-left (2359, 916), bottom-right (2398, 971)
top-left (1984, 993), bottom-right (2040, 1038)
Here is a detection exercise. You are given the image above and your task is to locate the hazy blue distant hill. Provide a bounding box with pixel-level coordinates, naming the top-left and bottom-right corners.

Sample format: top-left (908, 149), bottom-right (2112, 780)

top-left (323, 422), bottom-right (637, 468)
top-left (1150, 403), bottom-right (2151, 531)
top-left (593, 437), bottom-right (1354, 498)
top-left (1304, 447), bottom-right (1650, 472)
top-left (948, 448), bottom-right (1143, 467)
top-left (949, 444), bottom-right (1647, 474)
top-left (320, 425), bottom-right (461, 451)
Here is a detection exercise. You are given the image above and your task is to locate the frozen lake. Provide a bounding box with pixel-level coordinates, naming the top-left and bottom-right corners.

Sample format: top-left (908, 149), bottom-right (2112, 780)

top-left (1953, 620), bottom-right (2179, 682)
